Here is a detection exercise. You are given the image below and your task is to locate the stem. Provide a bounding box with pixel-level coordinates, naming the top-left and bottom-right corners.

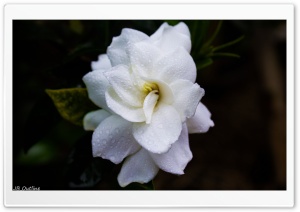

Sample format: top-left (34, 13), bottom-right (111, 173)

top-left (204, 20), bottom-right (223, 47)
top-left (212, 35), bottom-right (245, 52)
top-left (211, 52), bottom-right (241, 58)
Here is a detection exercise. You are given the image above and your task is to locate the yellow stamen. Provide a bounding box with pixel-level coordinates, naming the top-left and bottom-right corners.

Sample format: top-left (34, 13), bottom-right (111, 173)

top-left (143, 82), bottom-right (159, 93)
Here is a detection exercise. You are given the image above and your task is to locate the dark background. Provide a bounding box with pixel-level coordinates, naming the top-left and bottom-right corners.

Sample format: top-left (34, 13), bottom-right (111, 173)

top-left (13, 20), bottom-right (286, 190)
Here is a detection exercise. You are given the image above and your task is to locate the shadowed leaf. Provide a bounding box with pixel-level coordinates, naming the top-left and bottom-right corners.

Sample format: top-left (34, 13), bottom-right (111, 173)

top-left (197, 58), bottom-right (213, 70)
top-left (68, 158), bottom-right (103, 189)
top-left (16, 139), bottom-right (58, 165)
top-left (64, 133), bottom-right (114, 189)
top-left (22, 93), bottom-right (61, 152)
top-left (46, 88), bottom-right (98, 126)
top-left (69, 20), bottom-right (84, 35)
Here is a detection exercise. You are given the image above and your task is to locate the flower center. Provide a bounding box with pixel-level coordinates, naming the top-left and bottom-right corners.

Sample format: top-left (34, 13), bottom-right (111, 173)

top-left (143, 82), bottom-right (159, 94)
top-left (142, 82), bottom-right (160, 124)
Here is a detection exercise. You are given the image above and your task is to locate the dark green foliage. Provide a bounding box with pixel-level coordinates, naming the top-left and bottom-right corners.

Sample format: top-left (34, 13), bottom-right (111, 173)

top-left (64, 133), bottom-right (113, 189)
top-left (21, 93), bottom-right (61, 152)
top-left (189, 20), bottom-right (244, 70)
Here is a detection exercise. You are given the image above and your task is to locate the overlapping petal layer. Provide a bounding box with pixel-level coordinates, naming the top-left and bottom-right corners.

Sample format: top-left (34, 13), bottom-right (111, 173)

top-left (91, 54), bottom-right (112, 71)
top-left (149, 124), bottom-right (192, 175)
top-left (170, 79), bottom-right (204, 121)
top-left (104, 65), bottom-right (145, 107)
top-left (105, 88), bottom-right (146, 122)
top-left (187, 102), bottom-right (215, 133)
top-left (133, 103), bottom-right (182, 154)
top-left (83, 109), bottom-right (111, 131)
top-left (153, 47), bottom-right (197, 83)
top-left (107, 29), bottom-right (149, 67)
top-left (150, 22), bottom-right (191, 53)
top-left (82, 70), bottom-right (111, 112)
top-left (117, 148), bottom-right (159, 187)
top-left (92, 115), bottom-right (140, 164)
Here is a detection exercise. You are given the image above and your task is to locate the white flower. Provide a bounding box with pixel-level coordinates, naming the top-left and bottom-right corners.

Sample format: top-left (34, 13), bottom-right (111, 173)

top-left (82, 22), bottom-right (214, 187)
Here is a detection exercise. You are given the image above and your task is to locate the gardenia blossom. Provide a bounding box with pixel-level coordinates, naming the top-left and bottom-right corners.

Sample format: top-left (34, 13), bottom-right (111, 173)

top-left (82, 22), bottom-right (214, 187)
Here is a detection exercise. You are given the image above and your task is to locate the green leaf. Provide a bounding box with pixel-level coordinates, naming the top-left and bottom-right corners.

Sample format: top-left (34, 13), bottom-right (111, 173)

top-left (191, 21), bottom-right (211, 59)
top-left (196, 58), bottom-right (214, 70)
top-left (46, 88), bottom-right (98, 126)
top-left (70, 20), bottom-right (83, 35)
top-left (69, 20), bottom-right (84, 35)
top-left (16, 139), bottom-right (59, 165)
top-left (196, 21), bottom-right (210, 44)
top-left (165, 20), bottom-right (180, 26)
top-left (191, 21), bottom-right (243, 71)
top-left (23, 93), bottom-right (61, 152)
top-left (203, 20), bottom-right (223, 48)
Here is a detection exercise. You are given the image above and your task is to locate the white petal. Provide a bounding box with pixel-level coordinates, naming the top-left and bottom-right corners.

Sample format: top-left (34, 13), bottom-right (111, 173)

top-left (128, 41), bottom-right (161, 78)
top-left (133, 103), bottom-right (182, 154)
top-left (82, 70), bottom-right (112, 112)
top-left (143, 90), bottom-right (159, 124)
top-left (117, 149), bottom-right (159, 187)
top-left (83, 109), bottom-right (111, 131)
top-left (105, 88), bottom-right (146, 122)
top-left (107, 28), bottom-right (149, 67)
top-left (149, 124), bottom-right (192, 175)
top-left (92, 115), bottom-right (140, 164)
top-left (91, 54), bottom-right (111, 71)
top-left (104, 65), bottom-right (145, 107)
top-left (150, 22), bottom-right (191, 40)
top-left (153, 47), bottom-right (197, 84)
top-left (173, 22), bottom-right (191, 38)
top-left (187, 102), bottom-right (214, 133)
top-left (150, 23), bottom-right (191, 53)
top-left (150, 22), bottom-right (169, 41)
top-left (170, 79), bottom-right (205, 121)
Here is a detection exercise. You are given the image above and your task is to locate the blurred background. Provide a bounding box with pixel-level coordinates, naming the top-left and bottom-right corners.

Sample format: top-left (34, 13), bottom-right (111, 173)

top-left (13, 20), bottom-right (286, 190)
